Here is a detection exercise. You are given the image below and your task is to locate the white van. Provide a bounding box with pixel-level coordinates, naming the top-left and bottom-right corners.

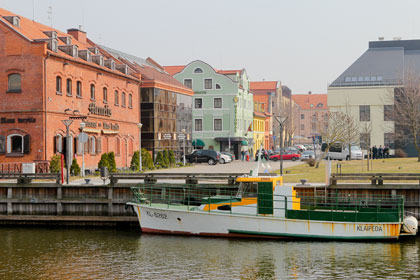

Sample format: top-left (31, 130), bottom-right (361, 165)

top-left (321, 143), bottom-right (363, 160)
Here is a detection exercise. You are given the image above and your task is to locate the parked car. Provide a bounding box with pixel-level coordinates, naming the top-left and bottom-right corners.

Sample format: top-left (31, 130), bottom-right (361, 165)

top-left (321, 143), bottom-right (363, 160)
top-left (186, 150), bottom-right (219, 165)
top-left (221, 151), bottom-right (234, 161)
top-left (301, 150), bottom-right (315, 160)
top-left (218, 152), bottom-right (232, 164)
top-left (269, 152), bottom-right (301, 161)
top-left (294, 144), bottom-right (306, 152)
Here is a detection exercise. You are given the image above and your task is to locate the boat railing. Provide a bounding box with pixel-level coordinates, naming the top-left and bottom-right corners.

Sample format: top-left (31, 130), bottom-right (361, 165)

top-left (131, 185), bottom-right (404, 222)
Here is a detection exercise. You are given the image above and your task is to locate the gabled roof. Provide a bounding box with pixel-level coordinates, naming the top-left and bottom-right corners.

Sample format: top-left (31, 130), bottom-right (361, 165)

top-left (102, 46), bottom-right (192, 95)
top-left (164, 65), bottom-right (185, 76)
top-left (330, 39), bottom-right (420, 87)
top-left (0, 8), bottom-right (139, 80)
top-left (292, 94), bottom-right (327, 110)
top-left (250, 81), bottom-right (278, 90)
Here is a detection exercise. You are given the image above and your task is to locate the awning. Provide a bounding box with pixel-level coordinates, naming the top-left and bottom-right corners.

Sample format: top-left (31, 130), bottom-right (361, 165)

top-left (83, 128), bottom-right (101, 134)
top-left (241, 140), bottom-right (248, 146)
top-left (102, 129), bottom-right (119, 134)
top-left (192, 139), bottom-right (205, 147)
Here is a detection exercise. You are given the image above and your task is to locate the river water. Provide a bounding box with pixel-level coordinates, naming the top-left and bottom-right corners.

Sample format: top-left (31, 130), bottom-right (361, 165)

top-left (1, 227), bottom-right (420, 280)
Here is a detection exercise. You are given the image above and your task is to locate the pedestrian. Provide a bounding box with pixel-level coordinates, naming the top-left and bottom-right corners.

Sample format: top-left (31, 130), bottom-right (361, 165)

top-left (378, 145), bottom-right (384, 159)
top-left (241, 150), bottom-right (245, 161)
top-left (384, 146), bottom-right (390, 158)
top-left (372, 145), bottom-right (377, 159)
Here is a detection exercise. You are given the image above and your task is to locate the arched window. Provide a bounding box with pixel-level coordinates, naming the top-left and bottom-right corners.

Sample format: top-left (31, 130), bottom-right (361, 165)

top-left (216, 84), bottom-right (221, 89)
top-left (194, 68), bottom-right (203, 73)
top-left (103, 87), bottom-right (108, 103)
top-left (128, 93), bottom-right (132, 108)
top-left (76, 81), bottom-right (82, 97)
top-left (90, 84), bottom-right (95, 100)
top-left (8, 73), bottom-right (21, 92)
top-left (89, 136), bottom-right (96, 155)
top-left (56, 76), bottom-right (62, 93)
top-left (317, 103), bottom-right (323, 108)
top-left (114, 90), bottom-right (119, 106)
top-left (7, 134), bottom-right (23, 154)
top-left (55, 134), bottom-right (63, 153)
top-left (122, 92), bottom-right (126, 107)
top-left (115, 137), bottom-right (120, 156)
top-left (66, 79), bottom-right (72, 96)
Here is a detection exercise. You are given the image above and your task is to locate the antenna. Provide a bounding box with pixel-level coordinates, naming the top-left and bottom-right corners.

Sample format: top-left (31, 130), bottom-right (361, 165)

top-left (47, 6), bottom-right (52, 27)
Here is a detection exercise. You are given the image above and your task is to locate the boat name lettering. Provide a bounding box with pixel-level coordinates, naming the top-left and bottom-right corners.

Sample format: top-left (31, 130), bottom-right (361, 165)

top-left (356, 225), bottom-right (383, 232)
top-left (146, 210), bottom-right (167, 219)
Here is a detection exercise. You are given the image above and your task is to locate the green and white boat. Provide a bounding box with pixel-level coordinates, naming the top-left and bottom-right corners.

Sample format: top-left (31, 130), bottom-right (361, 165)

top-left (128, 174), bottom-right (418, 240)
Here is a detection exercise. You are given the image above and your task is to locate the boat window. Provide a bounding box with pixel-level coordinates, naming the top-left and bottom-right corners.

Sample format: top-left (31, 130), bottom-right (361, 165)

top-left (237, 182), bottom-right (258, 198)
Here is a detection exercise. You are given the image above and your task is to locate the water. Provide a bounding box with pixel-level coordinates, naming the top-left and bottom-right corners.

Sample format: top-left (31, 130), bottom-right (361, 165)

top-left (1, 227), bottom-right (420, 280)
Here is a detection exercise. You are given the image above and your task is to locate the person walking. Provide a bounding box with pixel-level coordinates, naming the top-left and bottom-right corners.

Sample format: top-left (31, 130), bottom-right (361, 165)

top-left (241, 150), bottom-right (245, 161)
top-left (372, 145), bottom-right (378, 159)
top-left (384, 146), bottom-right (390, 159)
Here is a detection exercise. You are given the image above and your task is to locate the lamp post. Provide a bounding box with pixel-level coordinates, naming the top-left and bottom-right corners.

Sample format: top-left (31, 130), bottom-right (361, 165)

top-left (80, 122), bottom-right (86, 177)
top-left (181, 128), bottom-right (186, 165)
top-left (275, 116), bottom-right (288, 176)
top-left (61, 119), bottom-right (73, 184)
top-left (137, 123), bottom-right (143, 172)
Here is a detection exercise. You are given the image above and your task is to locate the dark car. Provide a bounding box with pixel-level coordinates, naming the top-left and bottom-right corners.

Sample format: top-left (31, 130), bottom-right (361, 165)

top-left (186, 150), bottom-right (219, 165)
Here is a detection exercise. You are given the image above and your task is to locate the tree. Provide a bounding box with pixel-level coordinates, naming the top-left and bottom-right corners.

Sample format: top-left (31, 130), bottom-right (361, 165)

top-left (108, 152), bottom-right (117, 172)
top-left (70, 158), bottom-right (81, 176)
top-left (49, 154), bottom-right (62, 173)
top-left (315, 111), bottom-right (356, 168)
top-left (98, 153), bottom-right (110, 170)
top-left (130, 150), bottom-right (140, 171)
top-left (342, 98), bottom-right (360, 160)
top-left (392, 71), bottom-right (420, 161)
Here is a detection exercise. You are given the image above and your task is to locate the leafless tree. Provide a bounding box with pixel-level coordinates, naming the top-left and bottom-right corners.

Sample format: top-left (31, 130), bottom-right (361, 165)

top-left (343, 97), bottom-right (360, 160)
top-left (391, 71), bottom-right (420, 161)
top-left (315, 111), bottom-right (358, 168)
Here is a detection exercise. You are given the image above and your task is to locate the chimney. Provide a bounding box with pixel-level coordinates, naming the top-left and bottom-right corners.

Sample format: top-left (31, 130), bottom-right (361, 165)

top-left (308, 91), bottom-right (312, 95)
top-left (67, 28), bottom-right (86, 44)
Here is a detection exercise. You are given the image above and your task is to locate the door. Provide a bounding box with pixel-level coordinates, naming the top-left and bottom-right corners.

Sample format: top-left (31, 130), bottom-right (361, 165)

top-left (257, 182), bottom-right (273, 215)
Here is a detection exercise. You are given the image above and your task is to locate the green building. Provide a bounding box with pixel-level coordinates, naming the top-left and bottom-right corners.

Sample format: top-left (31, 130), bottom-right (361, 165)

top-left (168, 61), bottom-right (254, 159)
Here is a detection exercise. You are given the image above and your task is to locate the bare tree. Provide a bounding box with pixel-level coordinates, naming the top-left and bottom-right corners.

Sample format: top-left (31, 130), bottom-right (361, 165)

top-left (392, 71), bottom-right (420, 161)
top-left (343, 97), bottom-right (360, 160)
top-left (315, 111), bottom-right (358, 168)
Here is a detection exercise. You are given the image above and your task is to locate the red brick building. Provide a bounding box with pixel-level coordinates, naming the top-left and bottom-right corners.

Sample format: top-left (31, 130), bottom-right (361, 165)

top-left (0, 8), bottom-right (141, 170)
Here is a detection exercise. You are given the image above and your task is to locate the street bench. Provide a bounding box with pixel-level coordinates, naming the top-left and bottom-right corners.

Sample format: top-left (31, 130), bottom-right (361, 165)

top-left (330, 173), bottom-right (420, 186)
top-left (0, 173), bottom-right (61, 184)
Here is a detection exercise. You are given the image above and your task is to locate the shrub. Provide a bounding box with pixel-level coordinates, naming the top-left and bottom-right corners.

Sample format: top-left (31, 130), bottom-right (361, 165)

top-left (98, 153), bottom-right (110, 170)
top-left (70, 158), bottom-right (81, 176)
top-left (394, 149), bottom-right (407, 158)
top-left (155, 151), bottom-right (166, 168)
top-left (169, 150), bottom-right (176, 166)
top-left (163, 150), bottom-right (170, 167)
top-left (142, 148), bottom-right (154, 170)
top-left (50, 154), bottom-right (62, 173)
top-left (306, 158), bottom-right (316, 167)
top-left (108, 152), bottom-right (117, 172)
top-left (130, 150), bottom-right (140, 171)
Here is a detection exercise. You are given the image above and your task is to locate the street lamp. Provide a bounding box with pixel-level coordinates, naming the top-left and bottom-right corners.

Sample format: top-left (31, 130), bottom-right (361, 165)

top-left (80, 122), bottom-right (86, 177)
top-left (137, 123), bottom-right (143, 172)
top-left (275, 116), bottom-right (288, 176)
top-left (181, 128), bottom-right (186, 165)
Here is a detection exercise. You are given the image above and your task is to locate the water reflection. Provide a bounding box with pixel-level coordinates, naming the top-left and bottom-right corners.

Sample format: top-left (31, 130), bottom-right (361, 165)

top-left (0, 228), bottom-right (420, 279)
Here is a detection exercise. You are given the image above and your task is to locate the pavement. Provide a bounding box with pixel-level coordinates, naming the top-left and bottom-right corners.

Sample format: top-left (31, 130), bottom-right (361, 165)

top-left (71, 159), bottom-right (304, 185)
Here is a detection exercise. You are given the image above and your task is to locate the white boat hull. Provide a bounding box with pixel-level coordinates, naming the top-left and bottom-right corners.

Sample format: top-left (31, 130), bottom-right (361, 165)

top-left (129, 203), bottom-right (402, 240)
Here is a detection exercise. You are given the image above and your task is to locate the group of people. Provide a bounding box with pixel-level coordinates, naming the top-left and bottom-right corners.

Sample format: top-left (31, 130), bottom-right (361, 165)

top-left (369, 145), bottom-right (390, 159)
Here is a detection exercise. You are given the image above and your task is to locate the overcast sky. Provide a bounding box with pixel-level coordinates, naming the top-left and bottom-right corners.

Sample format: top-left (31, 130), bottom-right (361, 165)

top-left (2, 0), bottom-right (420, 94)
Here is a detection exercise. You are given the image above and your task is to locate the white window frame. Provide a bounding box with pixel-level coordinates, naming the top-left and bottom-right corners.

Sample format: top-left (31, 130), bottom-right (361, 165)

top-left (213, 118), bottom-right (222, 131)
top-left (183, 78), bottom-right (193, 89)
top-left (213, 97), bottom-right (222, 109)
top-left (194, 98), bottom-right (203, 109)
top-left (194, 118), bottom-right (203, 131)
top-left (204, 78), bottom-right (213, 90)
top-left (7, 134), bottom-right (23, 154)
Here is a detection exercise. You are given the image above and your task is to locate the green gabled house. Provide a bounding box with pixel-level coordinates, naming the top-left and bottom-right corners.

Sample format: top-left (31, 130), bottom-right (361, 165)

top-left (165, 61), bottom-right (254, 159)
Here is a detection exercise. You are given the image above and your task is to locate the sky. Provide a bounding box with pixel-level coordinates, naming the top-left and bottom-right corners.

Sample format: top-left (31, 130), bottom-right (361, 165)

top-left (2, 0), bottom-right (420, 94)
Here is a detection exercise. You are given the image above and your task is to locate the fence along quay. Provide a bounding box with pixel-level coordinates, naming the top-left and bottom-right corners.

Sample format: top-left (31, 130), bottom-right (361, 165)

top-left (0, 172), bottom-right (245, 226)
top-left (1, 171), bottom-right (420, 230)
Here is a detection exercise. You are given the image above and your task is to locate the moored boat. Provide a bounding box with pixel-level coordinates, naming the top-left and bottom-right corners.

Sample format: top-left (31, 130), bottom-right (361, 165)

top-left (127, 175), bottom-right (418, 240)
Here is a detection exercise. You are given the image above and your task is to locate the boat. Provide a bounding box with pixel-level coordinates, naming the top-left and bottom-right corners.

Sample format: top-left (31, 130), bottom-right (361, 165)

top-left (127, 173), bottom-right (418, 240)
